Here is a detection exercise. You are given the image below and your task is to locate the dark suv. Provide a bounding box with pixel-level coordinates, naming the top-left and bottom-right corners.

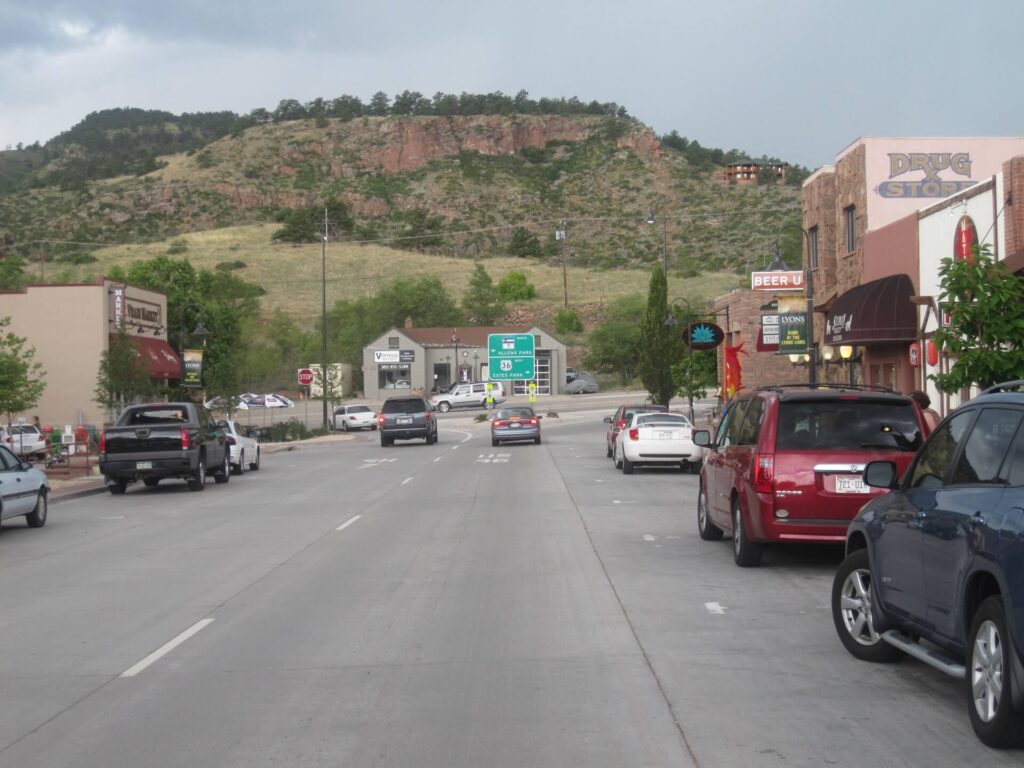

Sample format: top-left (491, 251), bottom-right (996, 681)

top-left (832, 381), bottom-right (1024, 748)
top-left (378, 396), bottom-right (437, 447)
top-left (693, 384), bottom-right (926, 567)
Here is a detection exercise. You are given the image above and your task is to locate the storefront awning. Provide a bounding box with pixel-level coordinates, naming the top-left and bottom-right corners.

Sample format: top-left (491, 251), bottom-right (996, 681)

top-left (824, 273), bottom-right (916, 345)
top-left (113, 335), bottom-right (181, 379)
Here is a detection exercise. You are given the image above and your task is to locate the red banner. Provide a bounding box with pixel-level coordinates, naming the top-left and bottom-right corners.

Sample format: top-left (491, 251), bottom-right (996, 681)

top-left (724, 342), bottom-right (748, 399)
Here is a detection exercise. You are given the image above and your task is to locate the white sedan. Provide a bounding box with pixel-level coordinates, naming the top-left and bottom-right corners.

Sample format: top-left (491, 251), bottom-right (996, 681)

top-left (332, 404), bottom-right (377, 431)
top-left (216, 419), bottom-right (261, 475)
top-left (613, 411), bottom-right (704, 474)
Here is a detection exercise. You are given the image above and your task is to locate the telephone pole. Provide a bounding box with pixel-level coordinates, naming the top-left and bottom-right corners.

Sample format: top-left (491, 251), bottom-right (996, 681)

top-left (321, 208), bottom-right (329, 430)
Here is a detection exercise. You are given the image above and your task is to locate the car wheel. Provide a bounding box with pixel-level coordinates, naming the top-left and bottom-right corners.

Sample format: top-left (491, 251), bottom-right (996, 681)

top-left (492, 438), bottom-right (499, 447)
top-left (380, 434), bottom-right (391, 447)
top-left (341, 421), bottom-right (349, 432)
top-left (214, 452), bottom-right (230, 484)
top-left (606, 443), bottom-right (613, 458)
top-left (967, 596), bottom-right (1024, 747)
top-left (188, 458), bottom-right (206, 491)
top-left (697, 481), bottom-right (723, 541)
top-left (732, 497), bottom-right (762, 567)
top-left (232, 451), bottom-right (245, 476)
top-left (535, 435), bottom-right (541, 445)
top-left (831, 549), bottom-right (902, 662)
top-left (25, 491), bottom-right (47, 528)
top-left (371, 425), bottom-right (378, 431)
top-left (250, 450), bottom-right (260, 471)
top-left (108, 479), bottom-right (128, 495)
top-left (143, 478), bottom-right (160, 487)
top-left (438, 402), bottom-right (451, 413)
top-left (614, 446), bottom-right (623, 469)
top-left (622, 455), bottom-right (635, 474)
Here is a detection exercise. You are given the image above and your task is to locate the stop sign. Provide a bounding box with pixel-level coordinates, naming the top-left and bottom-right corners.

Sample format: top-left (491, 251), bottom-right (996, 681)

top-left (298, 368), bottom-right (314, 386)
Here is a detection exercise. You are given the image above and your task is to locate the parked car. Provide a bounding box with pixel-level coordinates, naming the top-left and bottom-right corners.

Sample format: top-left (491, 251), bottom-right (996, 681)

top-left (429, 381), bottom-right (506, 412)
top-left (613, 411), bottom-right (703, 474)
top-left (491, 406), bottom-right (542, 446)
top-left (378, 396), bottom-right (437, 446)
top-left (604, 404), bottom-right (670, 458)
top-left (0, 424), bottom-right (48, 461)
top-left (831, 381), bottom-right (1024, 748)
top-left (332, 404), bottom-right (377, 431)
top-left (564, 372), bottom-right (599, 394)
top-left (0, 444), bottom-right (49, 528)
top-left (693, 384), bottom-right (926, 567)
top-left (216, 419), bottom-right (261, 474)
top-left (566, 367), bottom-right (578, 384)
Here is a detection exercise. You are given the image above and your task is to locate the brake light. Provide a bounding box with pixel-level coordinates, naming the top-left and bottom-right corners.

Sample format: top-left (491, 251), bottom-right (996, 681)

top-left (525, 419), bottom-right (538, 425)
top-left (424, 411), bottom-right (431, 422)
top-left (494, 420), bottom-right (507, 427)
top-left (378, 414), bottom-right (385, 425)
top-left (628, 427), bottom-right (639, 441)
top-left (181, 428), bottom-right (190, 450)
top-left (99, 432), bottom-right (106, 452)
top-left (225, 436), bottom-right (236, 446)
top-left (754, 453), bottom-right (774, 493)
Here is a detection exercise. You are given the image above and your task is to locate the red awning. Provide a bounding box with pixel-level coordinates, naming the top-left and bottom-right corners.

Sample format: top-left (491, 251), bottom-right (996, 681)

top-left (824, 274), bottom-right (916, 345)
top-left (113, 335), bottom-right (181, 379)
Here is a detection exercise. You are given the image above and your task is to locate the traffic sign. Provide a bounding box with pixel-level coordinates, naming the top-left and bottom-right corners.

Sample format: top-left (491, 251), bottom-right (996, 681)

top-left (488, 333), bottom-right (535, 381)
top-left (298, 368), bottom-right (314, 386)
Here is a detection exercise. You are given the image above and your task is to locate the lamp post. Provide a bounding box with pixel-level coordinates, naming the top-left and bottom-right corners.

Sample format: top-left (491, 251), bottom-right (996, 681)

top-left (647, 210), bottom-right (668, 276)
top-left (773, 224), bottom-right (815, 385)
top-left (320, 209), bottom-right (329, 431)
top-left (473, 352), bottom-right (479, 380)
top-left (178, 303), bottom-right (208, 400)
top-left (451, 330), bottom-right (460, 383)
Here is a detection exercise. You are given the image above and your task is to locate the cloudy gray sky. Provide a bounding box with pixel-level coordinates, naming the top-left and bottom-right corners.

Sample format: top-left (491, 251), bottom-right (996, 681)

top-left (1, 0), bottom-right (1021, 170)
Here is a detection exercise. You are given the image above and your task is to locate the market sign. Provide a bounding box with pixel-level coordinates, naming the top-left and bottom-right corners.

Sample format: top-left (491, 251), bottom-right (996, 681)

top-left (684, 322), bottom-right (724, 351)
top-left (374, 349), bottom-right (415, 364)
top-left (751, 271), bottom-right (804, 291)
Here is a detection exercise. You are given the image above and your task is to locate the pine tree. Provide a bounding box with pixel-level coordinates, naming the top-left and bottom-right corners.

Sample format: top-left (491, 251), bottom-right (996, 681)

top-left (638, 267), bottom-right (682, 405)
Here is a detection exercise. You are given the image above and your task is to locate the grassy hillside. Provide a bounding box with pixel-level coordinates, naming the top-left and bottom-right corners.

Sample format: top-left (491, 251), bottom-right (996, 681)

top-left (48, 223), bottom-right (746, 329)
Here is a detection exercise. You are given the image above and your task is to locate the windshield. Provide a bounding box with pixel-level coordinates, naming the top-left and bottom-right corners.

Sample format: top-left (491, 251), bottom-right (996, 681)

top-left (636, 413), bottom-right (690, 428)
top-left (776, 399), bottom-right (923, 451)
top-left (381, 399), bottom-right (427, 415)
top-left (495, 407), bottom-right (535, 420)
top-left (347, 405), bottom-right (372, 414)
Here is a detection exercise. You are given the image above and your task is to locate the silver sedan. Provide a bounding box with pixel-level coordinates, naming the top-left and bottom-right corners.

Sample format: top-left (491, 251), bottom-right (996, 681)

top-left (0, 444), bottom-right (49, 528)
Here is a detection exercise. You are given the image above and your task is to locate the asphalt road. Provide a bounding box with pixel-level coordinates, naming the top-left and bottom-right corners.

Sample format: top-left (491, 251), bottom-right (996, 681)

top-left (2, 407), bottom-right (1023, 767)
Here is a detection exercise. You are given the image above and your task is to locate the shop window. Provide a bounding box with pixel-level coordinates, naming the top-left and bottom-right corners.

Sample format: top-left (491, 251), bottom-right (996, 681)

top-left (808, 226), bottom-right (819, 270)
top-left (844, 206), bottom-right (856, 253)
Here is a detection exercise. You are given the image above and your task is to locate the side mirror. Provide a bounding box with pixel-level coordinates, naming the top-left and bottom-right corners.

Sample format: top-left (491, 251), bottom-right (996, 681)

top-left (536, 415), bottom-right (543, 420)
top-left (603, 416), bottom-right (613, 424)
top-left (693, 429), bottom-right (712, 447)
top-left (864, 460), bottom-right (898, 489)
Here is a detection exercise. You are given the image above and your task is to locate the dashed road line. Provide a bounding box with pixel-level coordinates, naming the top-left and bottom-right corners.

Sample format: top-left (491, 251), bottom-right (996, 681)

top-left (336, 515), bottom-right (362, 531)
top-left (120, 618), bottom-right (215, 678)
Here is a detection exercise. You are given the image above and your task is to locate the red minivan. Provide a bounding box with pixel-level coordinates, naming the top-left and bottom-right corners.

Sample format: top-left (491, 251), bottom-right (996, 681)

top-left (693, 385), bottom-right (927, 567)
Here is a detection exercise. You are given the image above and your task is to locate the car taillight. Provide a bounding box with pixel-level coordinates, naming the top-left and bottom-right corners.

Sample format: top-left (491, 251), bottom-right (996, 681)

top-left (628, 427), bottom-right (639, 440)
top-left (378, 414), bottom-right (385, 425)
top-left (181, 428), bottom-right (190, 449)
top-left (754, 453), bottom-right (774, 493)
top-left (494, 420), bottom-right (507, 427)
top-left (99, 432), bottom-right (106, 452)
top-left (424, 411), bottom-right (431, 422)
top-left (616, 419), bottom-right (627, 430)
top-left (525, 419), bottom-right (537, 425)
top-left (225, 436), bottom-right (236, 446)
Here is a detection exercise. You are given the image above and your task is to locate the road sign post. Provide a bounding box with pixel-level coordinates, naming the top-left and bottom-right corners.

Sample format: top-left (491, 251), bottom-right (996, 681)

top-left (487, 334), bottom-right (535, 382)
top-left (298, 368), bottom-right (315, 387)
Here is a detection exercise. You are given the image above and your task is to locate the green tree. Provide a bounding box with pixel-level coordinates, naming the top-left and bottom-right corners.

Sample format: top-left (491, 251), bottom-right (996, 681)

top-left (0, 316), bottom-right (46, 426)
top-left (497, 270), bottom-right (536, 301)
top-left (368, 91), bottom-right (391, 116)
top-left (554, 309), bottom-right (583, 335)
top-left (933, 244), bottom-right (1024, 392)
top-left (638, 267), bottom-right (681, 405)
top-left (272, 200), bottom-right (354, 243)
top-left (0, 253), bottom-right (27, 291)
top-left (671, 349), bottom-right (718, 423)
top-left (462, 263), bottom-right (507, 324)
top-left (583, 295), bottom-right (645, 382)
top-left (94, 327), bottom-right (152, 416)
top-left (508, 226), bottom-right (541, 257)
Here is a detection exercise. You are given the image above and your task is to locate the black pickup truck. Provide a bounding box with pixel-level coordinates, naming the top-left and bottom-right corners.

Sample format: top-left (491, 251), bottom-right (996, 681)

top-left (99, 403), bottom-right (230, 494)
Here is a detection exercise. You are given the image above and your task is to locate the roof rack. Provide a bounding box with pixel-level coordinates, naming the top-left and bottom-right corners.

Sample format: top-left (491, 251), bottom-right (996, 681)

top-left (981, 380), bottom-right (1024, 394)
top-left (759, 383), bottom-right (896, 394)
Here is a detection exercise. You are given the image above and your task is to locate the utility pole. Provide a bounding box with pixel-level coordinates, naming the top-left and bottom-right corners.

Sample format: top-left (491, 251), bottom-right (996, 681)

top-left (321, 208), bottom-right (329, 431)
top-left (557, 220), bottom-right (568, 308)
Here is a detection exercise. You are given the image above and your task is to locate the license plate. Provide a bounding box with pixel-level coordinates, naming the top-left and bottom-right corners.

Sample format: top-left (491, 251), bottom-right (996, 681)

top-left (508, 422), bottom-right (521, 428)
top-left (835, 475), bottom-right (867, 493)
top-left (136, 461), bottom-right (153, 470)
top-left (396, 417), bottom-right (413, 425)
top-left (656, 431), bottom-right (674, 439)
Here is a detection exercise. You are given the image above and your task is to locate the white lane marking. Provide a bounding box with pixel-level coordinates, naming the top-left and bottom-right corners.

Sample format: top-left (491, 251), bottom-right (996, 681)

top-left (705, 602), bottom-right (727, 615)
top-left (643, 534), bottom-right (657, 541)
top-left (120, 618), bottom-right (215, 678)
top-left (336, 515), bottom-right (362, 532)
top-left (612, 500), bottom-right (638, 505)
top-left (100, 516), bottom-right (125, 520)
top-left (402, 477), bottom-right (413, 485)
top-left (433, 456), bottom-right (443, 463)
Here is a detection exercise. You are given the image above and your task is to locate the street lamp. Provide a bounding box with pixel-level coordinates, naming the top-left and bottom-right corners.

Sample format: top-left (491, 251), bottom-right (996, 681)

top-left (178, 303), bottom-right (208, 400)
top-left (647, 210), bottom-right (668, 275)
top-left (773, 223), bottom-right (816, 385)
top-left (451, 330), bottom-right (460, 383)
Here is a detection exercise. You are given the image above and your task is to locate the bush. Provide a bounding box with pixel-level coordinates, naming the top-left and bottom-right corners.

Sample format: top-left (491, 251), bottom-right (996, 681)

top-left (271, 418), bottom-right (310, 442)
top-left (497, 270), bottom-right (536, 300)
top-left (554, 309), bottom-right (583, 334)
top-left (216, 260), bottom-right (247, 271)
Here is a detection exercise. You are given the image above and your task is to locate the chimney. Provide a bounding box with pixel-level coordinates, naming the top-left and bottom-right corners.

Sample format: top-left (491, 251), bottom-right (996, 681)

top-left (404, 316), bottom-right (413, 329)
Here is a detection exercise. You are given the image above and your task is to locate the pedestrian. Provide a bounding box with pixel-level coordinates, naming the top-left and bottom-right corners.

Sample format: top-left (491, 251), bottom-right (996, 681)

top-left (909, 390), bottom-right (940, 432)
top-left (32, 415), bottom-right (41, 430)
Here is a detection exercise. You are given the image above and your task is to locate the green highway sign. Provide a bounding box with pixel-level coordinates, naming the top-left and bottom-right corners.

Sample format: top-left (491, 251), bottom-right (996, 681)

top-left (488, 333), bottom-right (535, 381)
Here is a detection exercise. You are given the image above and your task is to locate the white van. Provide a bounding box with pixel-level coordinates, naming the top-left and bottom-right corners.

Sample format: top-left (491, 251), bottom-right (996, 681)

top-left (429, 382), bottom-right (506, 412)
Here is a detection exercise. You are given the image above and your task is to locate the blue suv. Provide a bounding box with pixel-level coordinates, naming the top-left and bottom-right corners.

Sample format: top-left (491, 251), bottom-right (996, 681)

top-left (832, 381), bottom-right (1024, 747)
